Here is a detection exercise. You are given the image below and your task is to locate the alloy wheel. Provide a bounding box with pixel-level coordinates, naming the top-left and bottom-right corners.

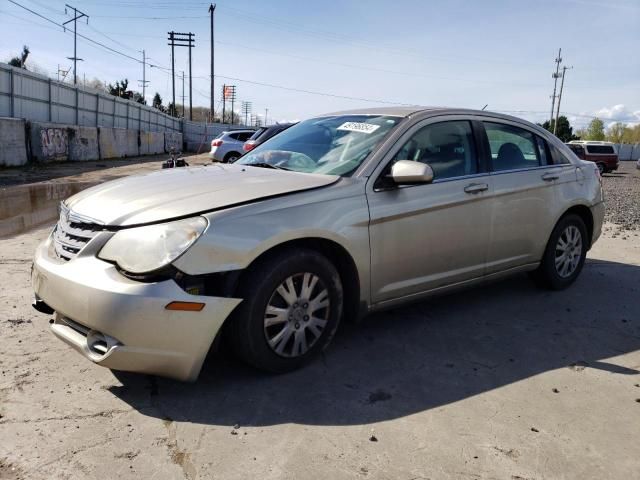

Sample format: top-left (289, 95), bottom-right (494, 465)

top-left (263, 272), bottom-right (330, 358)
top-left (555, 225), bottom-right (583, 278)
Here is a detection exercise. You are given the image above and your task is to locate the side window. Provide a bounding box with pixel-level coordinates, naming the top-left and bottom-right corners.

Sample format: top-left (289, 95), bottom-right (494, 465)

top-left (391, 121), bottom-right (478, 180)
top-left (239, 132), bottom-right (253, 141)
top-left (228, 133), bottom-right (240, 141)
top-left (548, 142), bottom-right (571, 164)
top-left (484, 122), bottom-right (540, 171)
top-left (536, 136), bottom-right (550, 166)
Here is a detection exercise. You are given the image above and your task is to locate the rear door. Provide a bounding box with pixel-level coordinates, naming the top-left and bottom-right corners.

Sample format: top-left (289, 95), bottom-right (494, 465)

top-left (481, 121), bottom-right (567, 273)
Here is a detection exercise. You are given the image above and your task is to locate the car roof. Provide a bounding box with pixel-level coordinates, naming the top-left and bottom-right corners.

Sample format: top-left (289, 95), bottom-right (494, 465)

top-left (318, 106), bottom-right (542, 126)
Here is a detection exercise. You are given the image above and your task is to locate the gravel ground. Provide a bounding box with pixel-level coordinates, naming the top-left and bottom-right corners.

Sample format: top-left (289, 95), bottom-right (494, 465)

top-left (602, 161), bottom-right (640, 232)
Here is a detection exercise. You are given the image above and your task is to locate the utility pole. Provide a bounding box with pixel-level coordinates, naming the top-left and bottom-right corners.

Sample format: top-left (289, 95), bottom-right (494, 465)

top-left (549, 48), bottom-right (562, 125)
top-left (181, 71), bottom-right (186, 117)
top-left (168, 31), bottom-right (176, 116)
top-left (230, 87), bottom-right (236, 125)
top-left (242, 101), bottom-right (252, 126)
top-left (265, 108), bottom-right (268, 126)
top-left (167, 31), bottom-right (195, 120)
top-left (138, 49), bottom-right (149, 103)
top-left (63, 4), bottom-right (88, 85)
top-left (554, 65), bottom-right (573, 136)
top-left (221, 84), bottom-right (226, 124)
top-left (209, 4), bottom-right (216, 121)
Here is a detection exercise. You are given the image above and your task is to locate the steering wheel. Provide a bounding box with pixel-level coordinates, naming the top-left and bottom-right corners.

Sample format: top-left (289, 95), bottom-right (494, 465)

top-left (283, 152), bottom-right (316, 170)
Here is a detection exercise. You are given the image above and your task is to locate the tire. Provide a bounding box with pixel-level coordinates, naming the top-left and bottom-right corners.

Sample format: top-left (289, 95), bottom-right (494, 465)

top-left (224, 152), bottom-right (240, 163)
top-left (228, 248), bottom-right (343, 373)
top-left (596, 162), bottom-right (605, 175)
top-left (531, 214), bottom-right (588, 290)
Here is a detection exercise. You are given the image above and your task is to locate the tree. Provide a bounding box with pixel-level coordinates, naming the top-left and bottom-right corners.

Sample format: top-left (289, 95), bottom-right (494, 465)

top-left (8, 45), bottom-right (30, 69)
top-left (108, 78), bottom-right (130, 98)
top-left (606, 122), bottom-right (627, 144)
top-left (541, 116), bottom-right (578, 142)
top-left (152, 92), bottom-right (165, 112)
top-left (132, 92), bottom-right (146, 105)
top-left (584, 118), bottom-right (605, 141)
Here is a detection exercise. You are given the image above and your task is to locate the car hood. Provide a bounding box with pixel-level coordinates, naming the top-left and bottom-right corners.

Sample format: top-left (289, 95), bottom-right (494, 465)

top-left (65, 164), bottom-right (339, 226)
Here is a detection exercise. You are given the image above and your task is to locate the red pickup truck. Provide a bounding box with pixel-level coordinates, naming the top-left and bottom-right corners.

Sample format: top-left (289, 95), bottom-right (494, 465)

top-left (566, 141), bottom-right (619, 174)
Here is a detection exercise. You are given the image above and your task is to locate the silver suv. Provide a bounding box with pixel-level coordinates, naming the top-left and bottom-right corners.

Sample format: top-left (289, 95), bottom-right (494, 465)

top-left (32, 107), bottom-right (604, 381)
top-left (208, 129), bottom-right (254, 163)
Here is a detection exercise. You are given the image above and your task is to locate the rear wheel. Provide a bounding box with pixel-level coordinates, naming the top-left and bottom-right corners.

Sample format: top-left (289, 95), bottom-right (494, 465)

top-left (531, 214), bottom-right (588, 290)
top-left (228, 249), bottom-right (343, 372)
top-left (596, 162), bottom-right (605, 175)
top-left (224, 152), bottom-right (241, 163)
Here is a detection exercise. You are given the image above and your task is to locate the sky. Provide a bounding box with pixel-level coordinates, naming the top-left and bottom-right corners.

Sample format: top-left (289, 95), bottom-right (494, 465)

top-left (1, 0), bottom-right (639, 128)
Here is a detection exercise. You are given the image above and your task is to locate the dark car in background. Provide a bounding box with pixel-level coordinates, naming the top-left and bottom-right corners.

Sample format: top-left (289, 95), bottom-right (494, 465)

top-left (243, 123), bottom-right (297, 153)
top-left (566, 141), bottom-right (619, 174)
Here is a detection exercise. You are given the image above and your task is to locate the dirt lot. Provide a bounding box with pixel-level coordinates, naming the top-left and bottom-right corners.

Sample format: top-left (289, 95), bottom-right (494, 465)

top-left (0, 152), bottom-right (210, 188)
top-left (0, 164), bottom-right (639, 480)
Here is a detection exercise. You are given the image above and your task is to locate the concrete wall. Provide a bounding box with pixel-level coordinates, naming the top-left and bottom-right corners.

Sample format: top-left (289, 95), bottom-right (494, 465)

top-left (29, 122), bottom-right (99, 162)
top-left (0, 62), bottom-right (182, 133)
top-left (165, 132), bottom-right (183, 152)
top-left (0, 181), bottom-right (97, 238)
top-left (69, 126), bottom-right (100, 162)
top-left (140, 131), bottom-right (164, 155)
top-left (98, 127), bottom-right (138, 159)
top-left (0, 117), bottom-right (28, 167)
top-left (29, 123), bottom-right (70, 162)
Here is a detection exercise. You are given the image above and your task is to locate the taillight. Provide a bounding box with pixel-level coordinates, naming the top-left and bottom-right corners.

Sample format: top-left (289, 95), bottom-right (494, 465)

top-left (243, 143), bottom-right (255, 152)
top-left (212, 139), bottom-right (223, 147)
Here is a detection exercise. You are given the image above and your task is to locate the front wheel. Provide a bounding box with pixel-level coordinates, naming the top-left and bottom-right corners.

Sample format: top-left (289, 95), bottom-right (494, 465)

top-left (228, 249), bottom-right (343, 373)
top-left (531, 214), bottom-right (588, 290)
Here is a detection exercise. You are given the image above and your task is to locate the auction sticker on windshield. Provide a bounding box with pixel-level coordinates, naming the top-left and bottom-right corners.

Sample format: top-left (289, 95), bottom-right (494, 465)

top-left (337, 122), bottom-right (381, 134)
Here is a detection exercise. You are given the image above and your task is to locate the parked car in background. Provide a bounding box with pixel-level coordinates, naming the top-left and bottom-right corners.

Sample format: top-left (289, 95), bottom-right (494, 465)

top-left (209, 130), bottom-right (255, 163)
top-left (566, 141), bottom-right (619, 174)
top-left (243, 123), bottom-right (297, 153)
top-left (32, 107), bottom-right (604, 382)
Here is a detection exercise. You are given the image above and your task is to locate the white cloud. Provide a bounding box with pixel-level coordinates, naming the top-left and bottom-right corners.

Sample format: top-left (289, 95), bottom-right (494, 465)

top-left (591, 104), bottom-right (640, 127)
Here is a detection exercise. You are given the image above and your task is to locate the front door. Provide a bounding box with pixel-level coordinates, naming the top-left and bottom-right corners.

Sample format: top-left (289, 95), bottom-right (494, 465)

top-left (367, 119), bottom-right (493, 304)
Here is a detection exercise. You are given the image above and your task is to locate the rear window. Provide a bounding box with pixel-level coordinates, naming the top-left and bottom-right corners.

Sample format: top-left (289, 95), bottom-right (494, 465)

top-left (249, 128), bottom-right (267, 141)
top-left (586, 145), bottom-right (615, 155)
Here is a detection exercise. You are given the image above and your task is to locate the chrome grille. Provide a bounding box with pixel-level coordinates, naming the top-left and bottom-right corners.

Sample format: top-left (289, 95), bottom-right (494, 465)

top-left (53, 204), bottom-right (103, 261)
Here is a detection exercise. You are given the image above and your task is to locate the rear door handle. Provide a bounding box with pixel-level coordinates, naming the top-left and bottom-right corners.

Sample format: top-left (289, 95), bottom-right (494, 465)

top-left (464, 183), bottom-right (489, 194)
top-left (542, 172), bottom-right (559, 181)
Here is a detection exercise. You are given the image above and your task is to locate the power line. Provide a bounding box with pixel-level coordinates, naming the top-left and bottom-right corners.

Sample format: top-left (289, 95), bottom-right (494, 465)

top-left (7, 1), bottom-right (151, 66)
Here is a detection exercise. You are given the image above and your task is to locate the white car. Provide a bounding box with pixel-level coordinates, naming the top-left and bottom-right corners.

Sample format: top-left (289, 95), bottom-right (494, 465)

top-left (208, 130), bottom-right (255, 163)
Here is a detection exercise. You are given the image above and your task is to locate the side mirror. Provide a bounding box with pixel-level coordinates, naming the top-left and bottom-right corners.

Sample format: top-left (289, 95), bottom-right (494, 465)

top-left (390, 160), bottom-right (434, 185)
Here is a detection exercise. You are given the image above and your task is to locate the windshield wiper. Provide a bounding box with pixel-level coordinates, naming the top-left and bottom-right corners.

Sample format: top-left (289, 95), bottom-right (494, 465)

top-left (246, 162), bottom-right (291, 171)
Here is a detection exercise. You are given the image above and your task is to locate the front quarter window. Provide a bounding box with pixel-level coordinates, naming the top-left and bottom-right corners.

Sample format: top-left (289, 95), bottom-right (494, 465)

top-left (237, 115), bottom-right (400, 176)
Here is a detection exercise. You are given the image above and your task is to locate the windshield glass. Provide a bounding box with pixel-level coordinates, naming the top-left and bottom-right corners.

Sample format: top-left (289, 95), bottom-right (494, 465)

top-left (237, 115), bottom-right (401, 176)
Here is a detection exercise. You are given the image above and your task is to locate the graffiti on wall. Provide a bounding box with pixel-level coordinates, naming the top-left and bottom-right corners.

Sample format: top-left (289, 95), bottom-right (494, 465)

top-left (40, 128), bottom-right (68, 159)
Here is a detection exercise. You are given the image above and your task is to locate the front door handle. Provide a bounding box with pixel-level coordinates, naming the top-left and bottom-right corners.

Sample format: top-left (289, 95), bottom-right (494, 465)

top-left (542, 172), bottom-right (559, 181)
top-left (464, 183), bottom-right (489, 194)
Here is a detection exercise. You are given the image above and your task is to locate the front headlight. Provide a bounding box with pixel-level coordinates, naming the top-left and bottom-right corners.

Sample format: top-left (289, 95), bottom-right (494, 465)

top-left (98, 217), bottom-right (208, 274)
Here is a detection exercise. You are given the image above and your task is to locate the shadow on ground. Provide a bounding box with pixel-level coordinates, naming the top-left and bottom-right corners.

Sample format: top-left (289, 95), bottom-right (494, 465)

top-left (111, 258), bottom-right (640, 426)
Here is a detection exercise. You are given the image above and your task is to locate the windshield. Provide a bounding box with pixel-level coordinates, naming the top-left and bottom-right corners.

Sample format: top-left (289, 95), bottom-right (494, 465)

top-left (237, 115), bottom-right (401, 176)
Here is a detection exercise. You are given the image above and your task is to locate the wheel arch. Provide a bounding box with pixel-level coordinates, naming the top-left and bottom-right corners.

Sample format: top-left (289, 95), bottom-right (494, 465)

top-left (236, 237), bottom-right (363, 323)
top-left (559, 204), bottom-right (594, 249)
